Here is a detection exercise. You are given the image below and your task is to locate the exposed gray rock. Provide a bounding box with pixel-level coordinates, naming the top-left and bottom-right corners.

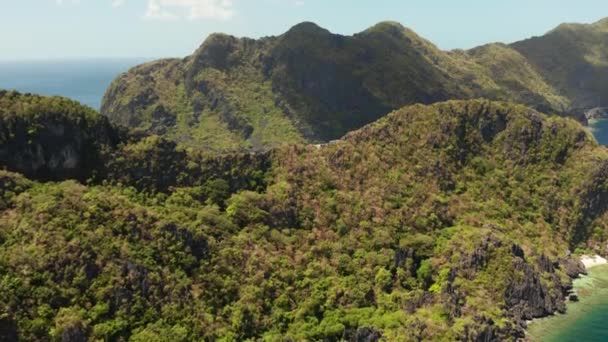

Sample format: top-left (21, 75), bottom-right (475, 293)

top-left (585, 107), bottom-right (608, 120)
top-left (344, 327), bottom-right (382, 342)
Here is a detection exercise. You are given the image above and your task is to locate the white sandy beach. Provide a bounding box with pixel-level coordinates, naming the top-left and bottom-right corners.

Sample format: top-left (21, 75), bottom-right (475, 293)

top-left (580, 255), bottom-right (608, 269)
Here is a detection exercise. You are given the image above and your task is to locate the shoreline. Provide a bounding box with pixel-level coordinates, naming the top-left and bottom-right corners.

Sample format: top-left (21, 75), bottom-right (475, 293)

top-left (580, 254), bottom-right (608, 270)
top-left (524, 255), bottom-right (607, 340)
top-left (526, 258), bottom-right (608, 341)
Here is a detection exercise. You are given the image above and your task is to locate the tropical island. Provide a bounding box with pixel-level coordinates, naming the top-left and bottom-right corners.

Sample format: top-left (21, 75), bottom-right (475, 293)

top-left (1, 16), bottom-right (608, 342)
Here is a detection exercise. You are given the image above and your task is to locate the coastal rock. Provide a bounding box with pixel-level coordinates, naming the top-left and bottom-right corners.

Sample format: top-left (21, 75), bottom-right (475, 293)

top-left (343, 327), bottom-right (382, 342)
top-left (568, 294), bottom-right (579, 302)
top-left (504, 257), bottom-right (566, 321)
top-left (585, 107), bottom-right (608, 120)
top-left (558, 256), bottom-right (586, 278)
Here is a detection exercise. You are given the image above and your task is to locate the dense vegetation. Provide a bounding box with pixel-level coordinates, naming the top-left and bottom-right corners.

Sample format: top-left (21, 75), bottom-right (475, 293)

top-left (101, 18), bottom-right (608, 151)
top-left (512, 18), bottom-right (608, 111)
top-left (3, 93), bottom-right (608, 340)
top-left (0, 91), bottom-right (120, 181)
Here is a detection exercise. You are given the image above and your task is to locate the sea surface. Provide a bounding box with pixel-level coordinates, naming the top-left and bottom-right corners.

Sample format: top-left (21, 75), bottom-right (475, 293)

top-left (0, 59), bottom-right (149, 110)
top-left (588, 119), bottom-right (608, 146)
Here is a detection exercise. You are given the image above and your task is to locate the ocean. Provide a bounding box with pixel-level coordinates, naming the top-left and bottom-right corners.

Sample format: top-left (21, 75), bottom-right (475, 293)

top-left (0, 59), bottom-right (149, 110)
top-left (588, 119), bottom-right (608, 146)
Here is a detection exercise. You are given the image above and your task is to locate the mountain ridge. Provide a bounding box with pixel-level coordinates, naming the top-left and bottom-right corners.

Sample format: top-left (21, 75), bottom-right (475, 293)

top-left (101, 18), bottom-right (608, 151)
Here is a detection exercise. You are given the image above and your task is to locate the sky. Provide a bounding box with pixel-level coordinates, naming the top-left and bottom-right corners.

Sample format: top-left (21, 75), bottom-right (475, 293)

top-left (1, 0), bottom-right (607, 60)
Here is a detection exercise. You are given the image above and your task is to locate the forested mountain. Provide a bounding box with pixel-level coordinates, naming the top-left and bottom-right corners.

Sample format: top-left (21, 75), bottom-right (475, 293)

top-left (101, 19), bottom-right (608, 151)
top-left (3, 92), bottom-right (608, 340)
top-left (512, 18), bottom-right (608, 112)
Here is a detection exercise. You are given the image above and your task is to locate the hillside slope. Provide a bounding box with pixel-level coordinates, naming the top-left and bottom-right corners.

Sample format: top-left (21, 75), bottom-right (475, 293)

top-left (512, 18), bottom-right (608, 112)
top-left (0, 91), bottom-right (121, 181)
top-left (101, 21), bottom-right (575, 151)
top-left (4, 97), bottom-right (608, 340)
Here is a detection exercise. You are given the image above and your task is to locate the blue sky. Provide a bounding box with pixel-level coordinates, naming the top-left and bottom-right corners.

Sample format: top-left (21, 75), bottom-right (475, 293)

top-left (2, 0), bottom-right (607, 60)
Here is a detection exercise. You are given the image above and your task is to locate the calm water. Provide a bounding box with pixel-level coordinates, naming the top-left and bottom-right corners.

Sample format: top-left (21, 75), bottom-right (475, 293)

top-left (0, 59), bottom-right (148, 110)
top-left (528, 264), bottom-right (608, 341)
top-left (588, 119), bottom-right (608, 146)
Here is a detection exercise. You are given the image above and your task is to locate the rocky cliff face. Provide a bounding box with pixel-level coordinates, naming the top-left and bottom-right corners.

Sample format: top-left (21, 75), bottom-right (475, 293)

top-left (0, 91), bottom-right (121, 181)
top-left (585, 107), bottom-right (608, 120)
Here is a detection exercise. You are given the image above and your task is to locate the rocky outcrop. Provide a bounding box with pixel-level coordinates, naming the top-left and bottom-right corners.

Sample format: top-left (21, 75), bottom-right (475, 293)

top-left (343, 327), bottom-right (382, 342)
top-left (558, 254), bottom-right (586, 278)
top-left (0, 316), bottom-right (18, 342)
top-left (504, 257), bottom-right (566, 321)
top-left (0, 117), bottom-right (119, 181)
top-left (502, 252), bottom-right (589, 339)
top-left (0, 91), bottom-right (122, 182)
top-left (585, 107), bottom-right (608, 120)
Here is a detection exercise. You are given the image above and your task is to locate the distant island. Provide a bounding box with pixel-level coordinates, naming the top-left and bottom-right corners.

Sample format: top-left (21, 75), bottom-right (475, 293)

top-left (102, 19), bottom-right (608, 151)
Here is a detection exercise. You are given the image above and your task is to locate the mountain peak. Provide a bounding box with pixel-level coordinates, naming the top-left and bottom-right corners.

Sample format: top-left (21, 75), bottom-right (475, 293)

top-left (361, 21), bottom-right (429, 45)
top-left (189, 32), bottom-right (242, 70)
top-left (369, 21), bottom-right (405, 30)
top-left (550, 18), bottom-right (608, 34)
top-left (593, 17), bottom-right (608, 30)
top-left (284, 21), bottom-right (330, 36)
top-left (363, 21), bottom-right (407, 36)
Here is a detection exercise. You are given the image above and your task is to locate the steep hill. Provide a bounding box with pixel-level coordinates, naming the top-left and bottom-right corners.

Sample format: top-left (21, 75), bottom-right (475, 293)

top-left (512, 17), bottom-right (608, 112)
top-left (101, 21), bottom-right (575, 151)
top-left (0, 91), bottom-right (269, 192)
top-left (0, 91), bottom-right (121, 181)
top-left (3, 98), bottom-right (608, 340)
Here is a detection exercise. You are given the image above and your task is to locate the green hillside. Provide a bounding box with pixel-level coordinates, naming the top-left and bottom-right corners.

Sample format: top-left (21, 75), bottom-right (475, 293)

top-left (102, 21), bottom-right (578, 151)
top-left (512, 17), bottom-right (608, 111)
top-left (0, 90), bottom-right (121, 181)
top-left (3, 95), bottom-right (608, 340)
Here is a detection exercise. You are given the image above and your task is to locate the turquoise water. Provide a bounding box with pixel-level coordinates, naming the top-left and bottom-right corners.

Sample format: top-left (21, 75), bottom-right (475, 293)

top-left (528, 264), bottom-right (608, 341)
top-left (0, 59), bottom-right (147, 110)
top-left (588, 119), bottom-right (608, 146)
